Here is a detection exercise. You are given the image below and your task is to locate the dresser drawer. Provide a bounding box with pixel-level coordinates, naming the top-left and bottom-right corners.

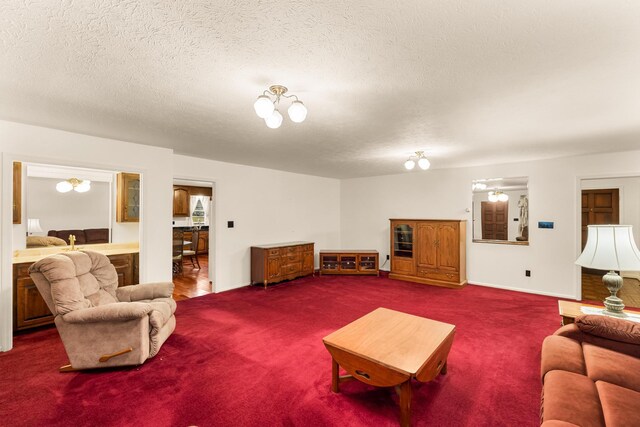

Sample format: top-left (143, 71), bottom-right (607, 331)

top-left (281, 252), bottom-right (301, 263)
top-left (417, 268), bottom-right (459, 283)
top-left (267, 248), bottom-right (281, 256)
top-left (282, 262), bottom-right (302, 275)
top-left (302, 244), bottom-right (314, 252)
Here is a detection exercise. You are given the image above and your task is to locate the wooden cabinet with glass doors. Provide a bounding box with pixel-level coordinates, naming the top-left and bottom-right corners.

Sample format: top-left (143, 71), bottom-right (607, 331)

top-left (319, 250), bottom-right (379, 276)
top-left (389, 219), bottom-right (467, 288)
top-left (116, 172), bottom-right (140, 222)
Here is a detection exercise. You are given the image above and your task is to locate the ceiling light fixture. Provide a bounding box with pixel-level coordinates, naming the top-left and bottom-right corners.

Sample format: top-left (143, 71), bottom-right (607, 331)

top-left (56, 177), bottom-right (91, 193)
top-left (403, 151), bottom-right (430, 171)
top-left (254, 85), bottom-right (307, 128)
top-left (488, 191), bottom-right (508, 202)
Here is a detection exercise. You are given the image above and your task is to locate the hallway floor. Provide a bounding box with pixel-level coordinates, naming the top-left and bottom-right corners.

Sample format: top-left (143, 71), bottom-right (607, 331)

top-left (173, 254), bottom-right (212, 301)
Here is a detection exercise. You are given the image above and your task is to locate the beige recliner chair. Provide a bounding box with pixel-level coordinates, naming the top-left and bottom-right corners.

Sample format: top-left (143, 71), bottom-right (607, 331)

top-left (29, 250), bottom-right (176, 371)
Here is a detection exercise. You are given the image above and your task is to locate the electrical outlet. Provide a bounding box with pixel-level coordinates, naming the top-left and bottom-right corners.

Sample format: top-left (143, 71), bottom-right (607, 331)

top-left (386, 254), bottom-right (390, 260)
top-left (525, 270), bottom-right (531, 277)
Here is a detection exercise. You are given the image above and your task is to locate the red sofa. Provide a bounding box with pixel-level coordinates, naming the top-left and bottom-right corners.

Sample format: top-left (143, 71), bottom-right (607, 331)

top-left (540, 315), bottom-right (640, 426)
top-left (47, 228), bottom-right (109, 245)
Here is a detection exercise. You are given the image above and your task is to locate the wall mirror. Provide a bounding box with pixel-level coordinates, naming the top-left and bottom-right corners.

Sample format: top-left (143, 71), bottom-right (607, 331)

top-left (472, 177), bottom-right (529, 245)
top-left (16, 162), bottom-right (140, 250)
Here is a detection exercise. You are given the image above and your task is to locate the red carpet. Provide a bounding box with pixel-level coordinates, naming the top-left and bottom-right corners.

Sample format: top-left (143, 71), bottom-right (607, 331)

top-left (0, 276), bottom-right (559, 426)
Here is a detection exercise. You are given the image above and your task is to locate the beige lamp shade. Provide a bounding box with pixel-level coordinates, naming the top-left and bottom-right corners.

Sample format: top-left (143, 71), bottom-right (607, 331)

top-left (576, 225), bottom-right (640, 271)
top-left (27, 218), bottom-right (43, 234)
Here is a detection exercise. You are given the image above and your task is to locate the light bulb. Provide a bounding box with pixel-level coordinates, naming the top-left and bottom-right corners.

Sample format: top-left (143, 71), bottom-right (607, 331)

top-left (75, 180), bottom-right (91, 193)
top-left (288, 100), bottom-right (307, 123)
top-left (488, 192), bottom-right (498, 202)
top-left (254, 95), bottom-right (275, 119)
top-left (404, 159), bottom-right (415, 170)
top-left (418, 157), bottom-right (430, 170)
top-left (56, 181), bottom-right (73, 193)
top-left (265, 109), bottom-right (283, 129)
top-left (498, 192), bottom-right (509, 202)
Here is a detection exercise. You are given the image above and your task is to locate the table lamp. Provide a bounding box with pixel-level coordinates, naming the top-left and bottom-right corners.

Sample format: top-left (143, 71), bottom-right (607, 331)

top-left (575, 225), bottom-right (640, 317)
top-left (27, 218), bottom-right (43, 236)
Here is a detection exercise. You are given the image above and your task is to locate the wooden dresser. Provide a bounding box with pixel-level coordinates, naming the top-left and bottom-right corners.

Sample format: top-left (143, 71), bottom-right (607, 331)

top-left (251, 242), bottom-right (314, 288)
top-left (389, 219), bottom-right (467, 288)
top-left (13, 250), bottom-right (139, 331)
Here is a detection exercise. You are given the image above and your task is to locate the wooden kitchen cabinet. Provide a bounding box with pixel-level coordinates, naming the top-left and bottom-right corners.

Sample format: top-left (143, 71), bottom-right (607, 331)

top-left (116, 172), bottom-right (140, 222)
top-left (173, 187), bottom-right (190, 217)
top-left (389, 219), bottom-right (466, 288)
top-left (13, 252), bottom-right (139, 331)
top-left (251, 242), bottom-right (314, 288)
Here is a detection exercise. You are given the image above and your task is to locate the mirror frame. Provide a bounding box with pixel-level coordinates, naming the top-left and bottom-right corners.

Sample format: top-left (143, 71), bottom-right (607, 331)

top-left (472, 177), bottom-right (529, 246)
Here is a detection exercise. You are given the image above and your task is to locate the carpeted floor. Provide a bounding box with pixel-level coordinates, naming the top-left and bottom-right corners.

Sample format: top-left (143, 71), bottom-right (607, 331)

top-left (0, 276), bottom-right (560, 426)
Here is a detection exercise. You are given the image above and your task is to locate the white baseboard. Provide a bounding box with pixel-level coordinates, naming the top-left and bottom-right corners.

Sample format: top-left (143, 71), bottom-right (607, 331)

top-left (469, 281), bottom-right (577, 300)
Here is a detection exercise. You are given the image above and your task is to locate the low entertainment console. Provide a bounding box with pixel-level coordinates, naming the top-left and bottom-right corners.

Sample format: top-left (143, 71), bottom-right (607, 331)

top-left (319, 250), bottom-right (379, 276)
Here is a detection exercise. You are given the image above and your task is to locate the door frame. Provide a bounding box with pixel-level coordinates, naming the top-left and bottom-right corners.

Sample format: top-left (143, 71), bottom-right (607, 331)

top-left (1, 153), bottom-right (148, 352)
top-left (172, 176), bottom-right (217, 292)
top-left (575, 172), bottom-right (639, 300)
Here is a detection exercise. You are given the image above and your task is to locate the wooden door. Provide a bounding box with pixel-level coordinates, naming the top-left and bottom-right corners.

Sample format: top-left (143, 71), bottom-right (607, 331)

top-left (416, 223), bottom-right (438, 269)
top-left (581, 189), bottom-right (619, 249)
top-left (173, 187), bottom-right (190, 217)
top-left (302, 251), bottom-right (314, 273)
top-left (13, 161), bottom-right (21, 224)
top-left (481, 201), bottom-right (508, 240)
top-left (437, 223), bottom-right (459, 272)
top-left (267, 257), bottom-right (281, 281)
top-left (391, 221), bottom-right (416, 275)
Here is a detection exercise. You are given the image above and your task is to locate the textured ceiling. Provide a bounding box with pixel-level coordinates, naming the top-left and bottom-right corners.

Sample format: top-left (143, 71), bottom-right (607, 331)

top-left (1, 1), bottom-right (639, 178)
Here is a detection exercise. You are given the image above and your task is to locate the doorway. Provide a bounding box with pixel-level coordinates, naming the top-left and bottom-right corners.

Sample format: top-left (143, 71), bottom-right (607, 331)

top-left (172, 179), bottom-right (214, 301)
top-left (580, 182), bottom-right (640, 308)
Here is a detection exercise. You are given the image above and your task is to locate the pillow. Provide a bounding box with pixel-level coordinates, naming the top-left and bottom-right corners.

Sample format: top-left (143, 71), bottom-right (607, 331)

top-left (575, 314), bottom-right (640, 345)
top-left (26, 236), bottom-right (68, 248)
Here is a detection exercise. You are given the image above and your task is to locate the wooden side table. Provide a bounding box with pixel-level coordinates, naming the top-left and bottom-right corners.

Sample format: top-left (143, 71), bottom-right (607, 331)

top-left (558, 300), bottom-right (640, 326)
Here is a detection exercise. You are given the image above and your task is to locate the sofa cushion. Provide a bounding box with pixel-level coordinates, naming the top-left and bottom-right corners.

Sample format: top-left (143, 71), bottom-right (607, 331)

top-left (583, 343), bottom-right (640, 393)
top-left (84, 228), bottom-right (109, 244)
top-left (595, 381), bottom-right (640, 427)
top-left (26, 236), bottom-right (67, 248)
top-left (576, 315), bottom-right (640, 345)
top-left (541, 336), bottom-right (586, 381)
top-left (542, 370), bottom-right (604, 427)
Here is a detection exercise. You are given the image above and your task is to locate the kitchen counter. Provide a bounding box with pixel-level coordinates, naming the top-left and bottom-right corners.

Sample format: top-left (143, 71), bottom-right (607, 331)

top-left (12, 242), bottom-right (139, 264)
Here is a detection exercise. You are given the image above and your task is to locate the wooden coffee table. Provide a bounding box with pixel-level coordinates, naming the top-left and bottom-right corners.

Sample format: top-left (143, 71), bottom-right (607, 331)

top-left (322, 308), bottom-right (455, 427)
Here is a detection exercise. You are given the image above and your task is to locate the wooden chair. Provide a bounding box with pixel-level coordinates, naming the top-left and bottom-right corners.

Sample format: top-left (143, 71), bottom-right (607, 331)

top-left (172, 230), bottom-right (184, 275)
top-left (183, 230), bottom-right (201, 270)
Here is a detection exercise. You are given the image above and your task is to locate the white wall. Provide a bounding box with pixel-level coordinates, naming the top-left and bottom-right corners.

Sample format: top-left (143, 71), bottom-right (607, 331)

top-left (0, 120), bottom-right (174, 352)
top-left (173, 154), bottom-right (341, 293)
top-left (26, 177), bottom-right (110, 236)
top-left (340, 150), bottom-right (640, 300)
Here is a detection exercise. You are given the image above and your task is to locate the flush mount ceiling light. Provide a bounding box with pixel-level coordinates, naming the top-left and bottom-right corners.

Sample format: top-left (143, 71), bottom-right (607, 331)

top-left (56, 177), bottom-right (91, 193)
top-left (254, 85), bottom-right (307, 129)
top-left (403, 151), bottom-right (430, 171)
top-left (488, 191), bottom-right (508, 202)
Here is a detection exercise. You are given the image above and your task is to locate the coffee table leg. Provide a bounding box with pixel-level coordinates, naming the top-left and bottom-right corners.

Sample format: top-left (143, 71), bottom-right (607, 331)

top-left (399, 379), bottom-right (412, 427)
top-left (331, 357), bottom-right (340, 393)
